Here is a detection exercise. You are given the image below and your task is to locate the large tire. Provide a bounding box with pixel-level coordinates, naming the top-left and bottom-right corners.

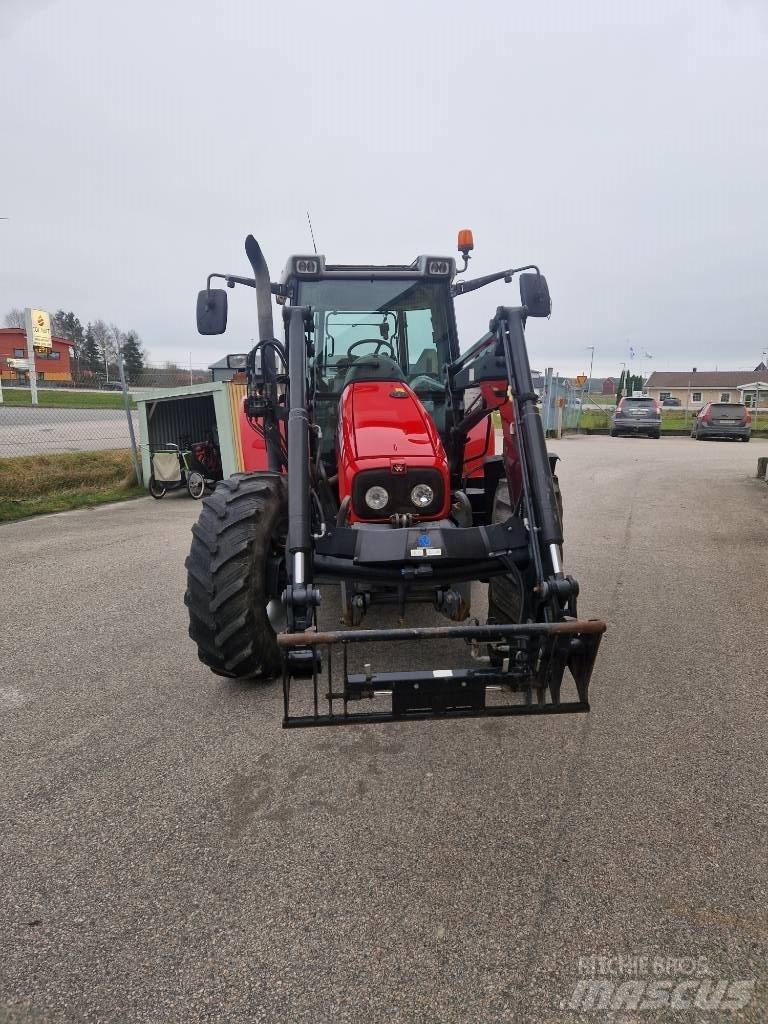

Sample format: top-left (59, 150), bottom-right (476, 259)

top-left (487, 476), bottom-right (563, 625)
top-left (185, 474), bottom-right (287, 679)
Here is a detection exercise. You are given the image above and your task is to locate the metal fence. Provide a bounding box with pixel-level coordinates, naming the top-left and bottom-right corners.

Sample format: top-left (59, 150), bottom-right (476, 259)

top-left (539, 370), bottom-right (582, 435)
top-left (0, 402), bottom-right (139, 458)
top-left (12, 357), bottom-right (764, 463)
top-left (0, 354), bottom-right (145, 462)
top-left (0, 358), bottom-right (586, 462)
top-left (2, 364), bottom-right (214, 392)
top-left (0, 360), bottom-right (213, 461)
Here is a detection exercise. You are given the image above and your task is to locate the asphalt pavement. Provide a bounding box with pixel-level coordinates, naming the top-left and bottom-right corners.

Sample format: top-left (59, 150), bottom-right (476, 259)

top-left (1, 436), bottom-right (767, 1023)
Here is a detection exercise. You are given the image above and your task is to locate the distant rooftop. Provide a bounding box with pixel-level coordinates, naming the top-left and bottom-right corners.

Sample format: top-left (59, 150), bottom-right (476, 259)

top-left (646, 365), bottom-right (766, 389)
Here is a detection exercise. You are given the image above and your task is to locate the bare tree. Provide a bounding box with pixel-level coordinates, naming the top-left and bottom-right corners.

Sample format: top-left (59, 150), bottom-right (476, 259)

top-left (4, 308), bottom-right (25, 328)
top-left (90, 319), bottom-right (116, 376)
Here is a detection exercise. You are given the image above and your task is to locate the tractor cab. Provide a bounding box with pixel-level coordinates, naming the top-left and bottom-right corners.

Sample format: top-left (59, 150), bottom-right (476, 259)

top-left (281, 256), bottom-right (460, 464)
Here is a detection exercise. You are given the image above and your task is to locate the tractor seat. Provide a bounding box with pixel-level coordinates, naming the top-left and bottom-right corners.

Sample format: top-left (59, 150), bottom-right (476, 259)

top-left (339, 354), bottom-right (408, 390)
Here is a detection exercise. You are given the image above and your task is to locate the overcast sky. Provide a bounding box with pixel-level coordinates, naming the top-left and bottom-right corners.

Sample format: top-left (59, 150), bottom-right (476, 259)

top-left (2, 0), bottom-right (767, 376)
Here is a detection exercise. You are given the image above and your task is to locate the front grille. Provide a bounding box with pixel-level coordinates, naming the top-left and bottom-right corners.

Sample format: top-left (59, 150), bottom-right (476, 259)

top-left (351, 467), bottom-right (445, 519)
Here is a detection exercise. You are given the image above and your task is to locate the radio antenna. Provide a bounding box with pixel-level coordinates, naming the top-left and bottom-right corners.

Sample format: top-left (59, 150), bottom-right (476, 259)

top-left (306, 211), bottom-right (318, 254)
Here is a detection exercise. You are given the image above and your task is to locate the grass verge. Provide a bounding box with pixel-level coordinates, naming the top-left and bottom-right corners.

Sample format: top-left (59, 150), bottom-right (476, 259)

top-left (0, 449), bottom-right (145, 522)
top-left (0, 388), bottom-right (133, 410)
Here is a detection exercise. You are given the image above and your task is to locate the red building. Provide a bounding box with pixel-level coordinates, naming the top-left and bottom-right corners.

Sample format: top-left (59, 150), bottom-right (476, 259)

top-left (0, 327), bottom-right (75, 384)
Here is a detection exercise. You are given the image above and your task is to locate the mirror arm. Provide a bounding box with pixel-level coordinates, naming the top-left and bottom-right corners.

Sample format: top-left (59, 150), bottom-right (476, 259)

top-left (451, 264), bottom-right (540, 297)
top-left (207, 272), bottom-right (253, 291)
top-left (205, 272), bottom-right (287, 297)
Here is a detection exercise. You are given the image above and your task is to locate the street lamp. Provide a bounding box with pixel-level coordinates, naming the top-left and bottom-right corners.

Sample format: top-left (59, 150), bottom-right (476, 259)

top-left (578, 346), bottom-right (596, 430)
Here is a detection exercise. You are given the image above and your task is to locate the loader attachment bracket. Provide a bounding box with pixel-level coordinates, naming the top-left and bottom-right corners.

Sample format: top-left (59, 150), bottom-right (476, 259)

top-left (278, 618), bottom-right (606, 728)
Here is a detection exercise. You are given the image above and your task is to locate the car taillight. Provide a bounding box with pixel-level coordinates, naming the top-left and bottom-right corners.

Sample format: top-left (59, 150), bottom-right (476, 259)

top-left (654, 402), bottom-right (662, 416)
top-left (744, 410), bottom-right (752, 424)
top-left (700, 410), bottom-right (711, 424)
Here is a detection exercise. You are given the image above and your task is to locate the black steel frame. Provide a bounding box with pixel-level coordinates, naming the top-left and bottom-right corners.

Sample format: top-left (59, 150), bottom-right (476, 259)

top-left (278, 619), bottom-right (605, 728)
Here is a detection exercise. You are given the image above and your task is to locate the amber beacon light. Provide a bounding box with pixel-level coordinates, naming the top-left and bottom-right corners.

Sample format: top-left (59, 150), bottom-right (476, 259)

top-left (457, 229), bottom-right (474, 255)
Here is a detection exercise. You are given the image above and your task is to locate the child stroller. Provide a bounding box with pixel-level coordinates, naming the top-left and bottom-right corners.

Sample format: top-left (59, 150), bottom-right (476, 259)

top-left (148, 442), bottom-right (191, 499)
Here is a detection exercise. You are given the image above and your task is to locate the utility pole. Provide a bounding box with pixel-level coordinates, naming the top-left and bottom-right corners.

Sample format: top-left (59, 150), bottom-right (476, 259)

top-left (117, 347), bottom-right (141, 484)
top-left (23, 307), bottom-right (40, 406)
top-left (189, 352), bottom-right (193, 386)
top-left (578, 346), bottom-right (596, 431)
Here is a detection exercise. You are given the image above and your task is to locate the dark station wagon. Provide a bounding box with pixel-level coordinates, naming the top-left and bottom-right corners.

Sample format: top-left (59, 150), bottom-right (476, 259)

top-left (611, 396), bottom-right (662, 438)
top-left (691, 402), bottom-right (751, 442)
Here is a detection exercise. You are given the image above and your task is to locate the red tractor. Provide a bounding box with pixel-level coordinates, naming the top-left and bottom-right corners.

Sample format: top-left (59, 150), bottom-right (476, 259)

top-left (186, 232), bottom-right (605, 726)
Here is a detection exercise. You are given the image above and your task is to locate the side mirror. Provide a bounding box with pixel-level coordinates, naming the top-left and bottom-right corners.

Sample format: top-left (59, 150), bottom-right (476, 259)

top-left (226, 354), bottom-right (248, 369)
top-left (196, 288), bottom-right (228, 335)
top-left (519, 273), bottom-right (551, 318)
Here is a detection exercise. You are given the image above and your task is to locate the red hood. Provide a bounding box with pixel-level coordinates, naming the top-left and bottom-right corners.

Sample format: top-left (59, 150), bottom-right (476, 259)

top-left (341, 380), bottom-right (446, 463)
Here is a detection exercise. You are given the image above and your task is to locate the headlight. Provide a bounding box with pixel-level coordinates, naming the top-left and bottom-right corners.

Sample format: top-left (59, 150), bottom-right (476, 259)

top-left (410, 483), bottom-right (434, 508)
top-left (295, 258), bottom-right (319, 274)
top-left (364, 485), bottom-right (389, 511)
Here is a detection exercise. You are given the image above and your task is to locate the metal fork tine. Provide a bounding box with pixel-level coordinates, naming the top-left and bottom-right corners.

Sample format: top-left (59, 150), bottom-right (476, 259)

top-left (312, 646), bottom-right (318, 719)
top-left (282, 656), bottom-right (290, 723)
top-left (342, 643), bottom-right (349, 719)
top-left (327, 644), bottom-right (333, 716)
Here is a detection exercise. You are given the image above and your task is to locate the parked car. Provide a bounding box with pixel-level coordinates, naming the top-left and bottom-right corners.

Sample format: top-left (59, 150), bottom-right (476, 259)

top-left (611, 396), bottom-right (662, 438)
top-left (662, 396), bottom-right (681, 407)
top-left (691, 402), bottom-right (751, 441)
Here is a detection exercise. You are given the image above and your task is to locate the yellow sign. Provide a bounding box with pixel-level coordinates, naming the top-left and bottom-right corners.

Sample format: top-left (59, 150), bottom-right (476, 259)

top-left (30, 308), bottom-right (52, 350)
top-left (576, 374), bottom-right (588, 386)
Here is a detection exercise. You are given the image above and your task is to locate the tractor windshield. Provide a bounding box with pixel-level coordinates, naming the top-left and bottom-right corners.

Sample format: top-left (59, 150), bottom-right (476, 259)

top-left (297, 279), bottom-right (454, 394)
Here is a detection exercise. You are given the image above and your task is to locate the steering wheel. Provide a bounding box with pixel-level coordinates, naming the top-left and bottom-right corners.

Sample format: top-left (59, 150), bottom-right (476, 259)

top-left (346, 338), bottom-right (396, 359)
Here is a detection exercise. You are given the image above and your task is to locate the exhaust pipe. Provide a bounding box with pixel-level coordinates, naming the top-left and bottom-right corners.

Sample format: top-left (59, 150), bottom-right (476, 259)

top-left (244, 234), bottom-right (282, 473)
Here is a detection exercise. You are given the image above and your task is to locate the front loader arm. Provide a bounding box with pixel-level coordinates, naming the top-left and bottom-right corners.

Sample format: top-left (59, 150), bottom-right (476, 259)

top-left (282, 305), bottom-right (321, 636)
top-left (492, 308), bottom-right (562, 553)
top-left (447, 306), bottom-right (572, 610)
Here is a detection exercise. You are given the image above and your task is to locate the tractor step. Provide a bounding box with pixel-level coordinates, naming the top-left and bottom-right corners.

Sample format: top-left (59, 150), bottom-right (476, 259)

top-left (278, 619), bottom-right (605, 728)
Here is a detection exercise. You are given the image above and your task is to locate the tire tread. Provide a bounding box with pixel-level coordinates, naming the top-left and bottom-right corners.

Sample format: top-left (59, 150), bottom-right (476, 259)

top-left (185, 473), bottom-right (287, 679)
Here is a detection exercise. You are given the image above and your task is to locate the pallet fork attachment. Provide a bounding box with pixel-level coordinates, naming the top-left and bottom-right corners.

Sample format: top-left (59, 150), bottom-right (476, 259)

top-left (278, 619), bottom-right (606, 728)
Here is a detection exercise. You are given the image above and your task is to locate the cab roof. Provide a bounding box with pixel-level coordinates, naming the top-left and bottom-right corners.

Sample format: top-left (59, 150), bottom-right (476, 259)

top-left (280, 254), bottom-right (456, 285)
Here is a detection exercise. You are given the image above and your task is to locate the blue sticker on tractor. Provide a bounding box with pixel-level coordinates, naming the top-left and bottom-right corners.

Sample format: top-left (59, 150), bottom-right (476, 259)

top-left (417, 533), bottom-right (431, 548)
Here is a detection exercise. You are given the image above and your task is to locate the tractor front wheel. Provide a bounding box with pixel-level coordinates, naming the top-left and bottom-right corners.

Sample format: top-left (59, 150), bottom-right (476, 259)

top-left (487, 477), bottom-right (564, 625)
top-left (185, 474), bottom-right (288, 679)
